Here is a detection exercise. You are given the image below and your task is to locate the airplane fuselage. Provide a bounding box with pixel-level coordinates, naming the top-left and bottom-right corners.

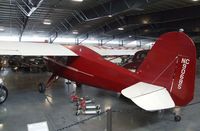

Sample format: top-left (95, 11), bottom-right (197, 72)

top-left (46, 45), bottom-right (139, 92)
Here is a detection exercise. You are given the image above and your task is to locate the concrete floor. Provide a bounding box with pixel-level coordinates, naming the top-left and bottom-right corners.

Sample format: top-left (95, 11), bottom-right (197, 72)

top-left (0, 61), bottom-right (200, 131)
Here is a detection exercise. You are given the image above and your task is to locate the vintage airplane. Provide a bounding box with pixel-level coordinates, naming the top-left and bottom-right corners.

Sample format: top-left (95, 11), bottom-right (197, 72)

top-left (0, 31), bottom-right (196, 121)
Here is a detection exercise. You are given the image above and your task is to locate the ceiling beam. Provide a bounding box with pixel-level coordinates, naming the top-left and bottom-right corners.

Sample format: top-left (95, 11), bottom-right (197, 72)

top-left (91, 5), bottom-right (200, 39)
top-left (16, 0), bottom-right (44, 17)
top-left (19, 16), bottom-right (28, 41)
top-left (16, 0), bottom-right (45, 41)
top-left (53, 0), bottom-right (155, 34)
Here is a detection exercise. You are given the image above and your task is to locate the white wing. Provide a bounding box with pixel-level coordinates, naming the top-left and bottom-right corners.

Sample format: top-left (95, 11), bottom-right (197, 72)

top-left (0, 41), bottom-right (77, 56)
top-left (0, 41), bottom-right (140, 56)
top-left (85, 45), bottom-right (142, 56)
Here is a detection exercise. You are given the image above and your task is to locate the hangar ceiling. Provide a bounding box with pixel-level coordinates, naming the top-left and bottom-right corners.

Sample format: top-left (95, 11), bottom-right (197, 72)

top-left (0, 0), bottom-right (200, 44)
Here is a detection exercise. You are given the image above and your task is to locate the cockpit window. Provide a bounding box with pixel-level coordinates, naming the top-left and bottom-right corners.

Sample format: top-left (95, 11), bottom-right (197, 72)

top-left (141, 53), bottom-right (146, 58)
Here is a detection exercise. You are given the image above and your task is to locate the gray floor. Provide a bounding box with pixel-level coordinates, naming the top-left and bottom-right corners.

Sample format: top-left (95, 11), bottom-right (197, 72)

top-left (0, 62), bottom-right (200, 131)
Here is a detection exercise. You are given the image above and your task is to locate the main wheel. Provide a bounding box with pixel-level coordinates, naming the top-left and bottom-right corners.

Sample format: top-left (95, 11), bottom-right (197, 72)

top-left (0, 85), bottom-right (8, 104)
top-left (38, 82), bottom-right (46, 93)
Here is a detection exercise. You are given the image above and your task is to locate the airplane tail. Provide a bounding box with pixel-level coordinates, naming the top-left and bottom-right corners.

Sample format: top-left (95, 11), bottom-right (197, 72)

top-left (122, 32), bottom-right (196, 111)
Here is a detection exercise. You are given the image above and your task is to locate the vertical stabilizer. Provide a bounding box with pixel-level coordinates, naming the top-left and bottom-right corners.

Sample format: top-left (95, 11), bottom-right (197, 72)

top-left (137, 32), bottom-right (196, 106)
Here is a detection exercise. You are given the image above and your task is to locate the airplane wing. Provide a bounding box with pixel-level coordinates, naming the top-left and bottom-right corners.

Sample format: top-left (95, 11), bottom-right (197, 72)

top-left (0, 41), bottom-right (77, 56)
top-left (85, 45), bottom-right (142, 56)
top-left (121, 82), bottom-right (175, 111)
top-left (0, 41), bottom-right (141, 57)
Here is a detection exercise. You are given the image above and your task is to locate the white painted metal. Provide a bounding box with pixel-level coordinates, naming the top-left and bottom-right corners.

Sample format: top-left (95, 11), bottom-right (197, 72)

top-left (85, 105), bottom-right (100, 109)
top-left (85, 45), bottom-right (142, 56)
top-left (76, 109), bottom-right (101, 115)
top-left (85, 100), bottom-right (93, 104)
top-left (0, 41), bottom-right (141, 57)
top-left (121, 82), bottom-right (175, 111)
top-left (129, 69), bottom-right (136, 72)
top-left (0, 41), bottom-right (77, 56)
top-left (84, 110), bottom-right (101, 114)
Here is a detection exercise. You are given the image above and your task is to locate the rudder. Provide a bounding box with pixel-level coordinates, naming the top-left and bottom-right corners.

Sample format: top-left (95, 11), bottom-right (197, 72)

top-left (137, 32), bottom-right (196, 106)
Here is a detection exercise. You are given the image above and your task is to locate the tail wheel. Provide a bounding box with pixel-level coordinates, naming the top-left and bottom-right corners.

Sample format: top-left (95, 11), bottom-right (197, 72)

top-left (0, 85), bottom-right (8, 104)
top-left (174, 115), bottom-right (181, 122)
top-left (38, 82), bottom-right (46, 93)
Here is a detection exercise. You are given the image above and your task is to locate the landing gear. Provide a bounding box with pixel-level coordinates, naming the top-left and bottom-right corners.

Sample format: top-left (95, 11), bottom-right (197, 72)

top-left (0, 85), bottom-right (8, 104)
top-left (38, 82), bottom-right (46, 93)
top-left (173, 107), bottom-right (181, 122)
top-left (38, 74), bottom-right (59, 93)
top-left (174, 115), bottom-right (181, 122)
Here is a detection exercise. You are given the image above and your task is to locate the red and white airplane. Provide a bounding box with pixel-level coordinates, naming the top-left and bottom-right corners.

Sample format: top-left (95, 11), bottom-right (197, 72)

top-left (0, 31), bottom-right (196, 121)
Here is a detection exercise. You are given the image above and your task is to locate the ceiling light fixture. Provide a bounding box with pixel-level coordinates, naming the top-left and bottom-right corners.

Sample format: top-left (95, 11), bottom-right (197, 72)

top-left (72, 0), bottom-right (83, 2)
top-left (144, 29), bottom-right (149, 32)
top-left (108, 15), bottom-right (112, 18)
top-left (0, 123), bottom-right (3, 129)
top-left (0, 29), bottom-right (4, 32)
top-left (43, 19), bottom-right (51, 25)
top-left (0, 26), bottom-right (5, 31)
top-left (191, 0), bottom-right (199, 1)
top-left (194, 27), bottom-right (200, 32)
top-left (142, 19), bottom-right (149, 24)
top-left (118, 27), bottom-right (124, 31)
top-left (72, 30), bottom-right (79, 34)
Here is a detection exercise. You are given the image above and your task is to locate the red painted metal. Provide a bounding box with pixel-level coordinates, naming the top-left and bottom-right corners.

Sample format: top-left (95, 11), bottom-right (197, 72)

top-left (137, 32), bottom-right (196, 106)
top-left (45, 32), bottom-right (196, 107)
top-left (45, 73), bottom-right (58, 88)
top-left (70, 94), bottom-right (80, 102)
top-left (46, 46), bottom-right (139, 92)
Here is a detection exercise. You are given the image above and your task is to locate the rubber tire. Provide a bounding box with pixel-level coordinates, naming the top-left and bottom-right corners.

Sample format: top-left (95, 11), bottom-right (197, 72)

top-left (96, 105), bottom-right (101, 109)
top-left (97, 110), bottom-right (101, 115)
top-left (174, 115), bottom-right (181, 122)
top-left (0, 85), bottom-right (8, 104)
top-left (38, 82), bottom-right (46, 93)
top-left (76, 110), bottom-right (80, 116)
top-left (76, 82), bottom-right (82, 88)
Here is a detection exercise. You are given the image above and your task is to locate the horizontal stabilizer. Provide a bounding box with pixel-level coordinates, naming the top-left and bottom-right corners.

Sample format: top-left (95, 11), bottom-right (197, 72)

top-left (0, 41), bottom-right (77, 56)
top-left (121, 82), bottom-right (175, 111)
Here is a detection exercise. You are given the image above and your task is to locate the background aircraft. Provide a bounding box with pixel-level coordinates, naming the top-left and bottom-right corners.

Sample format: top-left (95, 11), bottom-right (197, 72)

top-left (0, 31), bottom-right (196, 122)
